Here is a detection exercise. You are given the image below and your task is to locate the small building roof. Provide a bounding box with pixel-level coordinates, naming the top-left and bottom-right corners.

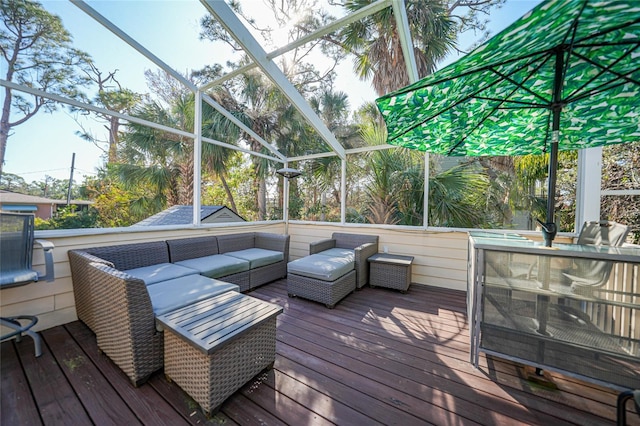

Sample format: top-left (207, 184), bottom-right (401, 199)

top-left (0, 190), bottom-right (92, 206)
top-left (133, 205), bottom-right (245, 226)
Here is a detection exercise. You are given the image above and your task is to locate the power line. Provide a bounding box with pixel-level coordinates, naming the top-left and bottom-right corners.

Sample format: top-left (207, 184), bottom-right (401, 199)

top-left (8, 168), bottom-right (69, 176)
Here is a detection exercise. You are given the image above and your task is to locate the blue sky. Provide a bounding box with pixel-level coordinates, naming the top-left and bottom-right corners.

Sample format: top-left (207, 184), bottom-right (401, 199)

top-left (4, 0), bottom-right (541, 183)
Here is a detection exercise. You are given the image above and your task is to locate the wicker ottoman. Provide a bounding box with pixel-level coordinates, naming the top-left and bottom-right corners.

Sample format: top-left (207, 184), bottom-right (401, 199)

top-left (156, 291), bottom-right (282, 414)
top-left (368, 253), bottom-right (414, 293)
top-left (287, 270), bottom-right (356, 308)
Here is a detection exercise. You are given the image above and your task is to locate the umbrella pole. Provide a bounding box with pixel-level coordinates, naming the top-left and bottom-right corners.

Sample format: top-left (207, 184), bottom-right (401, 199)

top-left (543, 134), bottom-right (559, 247)
top-left (535, 50), bottom-right (565, 349)
top-left (542, 48), bottom-right (565, 248)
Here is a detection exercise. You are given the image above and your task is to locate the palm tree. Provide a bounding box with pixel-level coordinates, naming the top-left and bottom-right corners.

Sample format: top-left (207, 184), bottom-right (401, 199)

top-left (116, 99), bottom-right (192, 216)
top-left (201, 101), bottom-right (247, 214)
top-left (116, 90), bottom-right (240, 218)
top-left (428, 161), bottom-right (489, 227)
top-left (360, 117), bottom-right (490, 227)
top-left (301, 89), bottom-right (364, 220)
top-left (339, 0), bottom-right (457, 96)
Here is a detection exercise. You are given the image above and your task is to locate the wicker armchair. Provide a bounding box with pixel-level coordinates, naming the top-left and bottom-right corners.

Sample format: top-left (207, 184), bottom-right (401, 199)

top-left (310, 232), bottom-right (378, 288)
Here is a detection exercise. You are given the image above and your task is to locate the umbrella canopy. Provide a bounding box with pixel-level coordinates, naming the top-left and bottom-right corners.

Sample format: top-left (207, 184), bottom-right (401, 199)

top-left (376, 0), bottom-right (640, 246)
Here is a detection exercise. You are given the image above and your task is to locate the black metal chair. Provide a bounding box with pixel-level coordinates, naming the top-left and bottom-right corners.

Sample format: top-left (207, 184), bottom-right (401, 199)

top-left (617, 390), bottom-right (640, 426)
top-left (1, 212), bottom-right (54, 357)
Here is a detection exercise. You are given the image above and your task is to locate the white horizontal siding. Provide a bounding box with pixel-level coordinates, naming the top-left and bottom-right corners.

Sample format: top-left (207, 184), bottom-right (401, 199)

top-left (1, 223), bottom-right (284, 332)
top-left (4, 221), bottom-right (568, 332)
top-left (288, 222), bottom-right (471, 292)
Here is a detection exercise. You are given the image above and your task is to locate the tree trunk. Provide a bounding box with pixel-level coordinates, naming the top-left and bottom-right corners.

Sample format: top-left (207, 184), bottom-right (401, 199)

top-left (220, 175), bottom-right (238, 213)
top-left (258, 177), bottom-right (266, 221)
top-left (108, 116), bottom-right (120, 164)
top-left (182, 149), bottom-right (194, 205)
top-left (0, 86), bottom-right (12, 176)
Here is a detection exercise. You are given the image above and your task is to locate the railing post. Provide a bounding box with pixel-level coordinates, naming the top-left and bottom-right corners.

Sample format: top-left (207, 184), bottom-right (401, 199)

top-left (193, 90), bottom-right (202, 226)
top-left (576, 147), bottom-right (602, 231)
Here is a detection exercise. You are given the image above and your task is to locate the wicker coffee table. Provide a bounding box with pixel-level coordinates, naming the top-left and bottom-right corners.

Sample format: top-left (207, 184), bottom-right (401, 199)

top-left (156, 291), bottom-right (282, 414)
top-left (368, 253), bottom-right (414, 293)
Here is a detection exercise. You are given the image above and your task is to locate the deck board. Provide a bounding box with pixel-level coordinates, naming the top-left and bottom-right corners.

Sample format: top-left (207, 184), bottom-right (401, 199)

top-left (16, 329), bottom-right (91, 425)
top-left (1, 280), bottom-right (636, 425)
top-left (42, 326), bottom-right (143, 425)
top-left (1, 341), bottom-right (43, 426)
top-left (65, 321), bottom-right (190, 425)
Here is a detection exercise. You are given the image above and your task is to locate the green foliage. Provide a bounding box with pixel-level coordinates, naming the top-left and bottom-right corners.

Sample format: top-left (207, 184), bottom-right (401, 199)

top-left (337, 0), bottom-right (504, 96)
top-left (0, 173), bottom-right (75, 199)
top-left (512, 151), bottom-right (578, 232)
top-left (356, 118), bottom-right (493, 227)
top-left (82, 170), bottom-right (148, 227)
top-left (429, 163), bottom-right (489, 227)
top-left (0, 173), bottom-right (28, 191)
top-left (35, 206), bottom-right (99, 230)
top-left (74, 65), bottom-right (145, 164)
top-left (201, 154), bottom-right (257, 221)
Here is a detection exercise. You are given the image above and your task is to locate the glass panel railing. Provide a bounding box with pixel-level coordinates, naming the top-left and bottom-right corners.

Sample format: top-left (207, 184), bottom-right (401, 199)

top-left (469, 235), bottom-right (640, 389)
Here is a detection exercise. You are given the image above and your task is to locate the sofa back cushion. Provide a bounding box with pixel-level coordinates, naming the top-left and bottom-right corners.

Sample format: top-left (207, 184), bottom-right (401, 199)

top-left (86, 241), bottom-right (170, 270)
top-left (167, 236), bottom-right (219, 262)
top-left (217, 233), bottom-right (255, 253)
top-left (332, 233), bottom-right (378, 250)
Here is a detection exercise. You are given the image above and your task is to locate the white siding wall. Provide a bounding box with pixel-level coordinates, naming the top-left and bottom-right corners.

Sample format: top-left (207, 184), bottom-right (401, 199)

top-left (288, 222), bottom-right (471, 291)
top-left (1, 223), bottom-right (283, 332)
top-left (2, 221), bottom-right (571, 332)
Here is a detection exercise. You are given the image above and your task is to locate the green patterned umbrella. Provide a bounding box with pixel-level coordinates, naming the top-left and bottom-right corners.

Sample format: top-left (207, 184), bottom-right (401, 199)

top-left (376, 0), bottom-right (640, 245)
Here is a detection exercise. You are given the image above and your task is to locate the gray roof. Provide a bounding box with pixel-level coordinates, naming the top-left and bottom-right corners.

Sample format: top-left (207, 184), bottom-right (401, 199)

top-left (133, 205), bottom-right (244, 226)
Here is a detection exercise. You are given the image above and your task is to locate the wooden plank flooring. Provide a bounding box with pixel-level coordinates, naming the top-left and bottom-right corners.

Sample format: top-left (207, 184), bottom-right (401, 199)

top-left (2, 280), bottom-right (637, 425)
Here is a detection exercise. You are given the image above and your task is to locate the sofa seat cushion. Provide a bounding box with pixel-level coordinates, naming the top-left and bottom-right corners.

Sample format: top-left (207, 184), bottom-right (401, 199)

top-left (147, 275), bottom-right (239, 316)
top-left (224, 248), bottom-right (284, 269)
top-left (287, 253), bottom-right (354, 282)
top-left (316, 247), bottom-right (355, 261)
top-left (124, 263), bottom-right (198, 286)
top-left (174, 254), bottom-right (249, 279)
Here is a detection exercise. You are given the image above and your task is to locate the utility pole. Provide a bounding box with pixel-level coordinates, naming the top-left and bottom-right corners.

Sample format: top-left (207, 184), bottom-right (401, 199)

top-left (67, 153), bottom-right (75, 206)
top-left (43, 175), bottom-right (50, 198)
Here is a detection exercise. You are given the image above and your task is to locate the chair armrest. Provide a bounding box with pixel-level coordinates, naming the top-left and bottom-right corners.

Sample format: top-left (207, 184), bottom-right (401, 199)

top-left (354, 242), bottom-right (379, 288)
top-left (34, 239), bottom-right (55, 282)
top-left (310, 238), bottom-right (336, 255)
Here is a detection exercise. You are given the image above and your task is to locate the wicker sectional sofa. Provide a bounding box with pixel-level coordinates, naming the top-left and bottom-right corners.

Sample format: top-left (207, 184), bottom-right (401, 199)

top-left (68, 232), bottom-right (289, 385)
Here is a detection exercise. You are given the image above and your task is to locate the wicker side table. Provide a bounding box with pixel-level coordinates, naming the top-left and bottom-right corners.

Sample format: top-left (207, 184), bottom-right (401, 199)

top-left (156, 291), bottom-right (282, 414)
top-left (368, 253), bottom-right (414, 293)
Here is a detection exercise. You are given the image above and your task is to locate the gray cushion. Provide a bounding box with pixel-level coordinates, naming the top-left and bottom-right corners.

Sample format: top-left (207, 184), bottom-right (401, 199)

top-left (316, 247), bottom-right (355, 261)
top-left (287, 253), bottom-right (354, 281)
top-left (174, 254), bottom-right (249, 279)
top-left (224, 248), bottom-right (284, 269)
top-left (1, 270), bottom-right (39, 286)
top-left (147, 275), bottom-right (239, 316)
top-left (124, 263), bottom-right (197, 285)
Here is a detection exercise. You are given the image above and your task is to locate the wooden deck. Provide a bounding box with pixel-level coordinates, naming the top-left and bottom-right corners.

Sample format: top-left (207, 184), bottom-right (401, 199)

top-left (2, 280), bottom-right (637, 425)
